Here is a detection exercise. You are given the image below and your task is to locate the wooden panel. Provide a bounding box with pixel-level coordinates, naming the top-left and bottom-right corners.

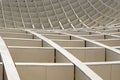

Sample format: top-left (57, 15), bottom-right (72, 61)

top-left (67, 32), bottom-right (90, 35)
top-left (36, 32), bottom-right (59, 35)
top-left (104, 29), bottom-right (118, 33)
top-left (71, 36), bottom-right (81, 40)
top-left (111, 64), bottom-right (120, 80)
top-left (17, 66), bottom-right (46, 80)
top-left (0, 32), bottom-right (33, 39)
top-left (66, 48), bottom-right (105, 62)
top-left (0, 29), bottom-right (25, 33)
top-left (111, 32), bottom-right (120, 36)
top-left (43, 40), bottom-right (85, 47)
top-left (86, 41), bottom-right (100, 47)
top-left (43, 41), bottom-right (52, 47)
top-left (67, 48), bottom-right (85, 62)
top-left (56, 50), bottom-right (71, 63)
top-left (106, 49), bottom-right (120, 61)
top-left (81, 35), bottom-right (104, 40)
top-left (9, 47), bottom-right (54, 62)
top-left (85, 48), bottom-right (105, 62)
top-left (16, 63), bottom-right (74, 80)
top-left (4, 38), bottom-right (42, 47)
top-left (105, 35), bottom-right (118, 39)
top-left (88, 64), bottom-right (111, 80)
top-left (87, 63), bottom-right (120, 80)
top-left (47, 65), bottom-right (74, 80)
top-left (98, 39), bottom-right (120, 46)
top-left (54, 40), bottom-right (85, 47)
top-left (75, 67), bottom-right (91, 80)
top-left (43, 35), bottom-right (70, 40)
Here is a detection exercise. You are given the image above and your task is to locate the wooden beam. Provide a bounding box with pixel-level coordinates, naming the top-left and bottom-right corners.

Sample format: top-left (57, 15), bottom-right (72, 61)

top-left (0, 37), bottom-right (20, 80)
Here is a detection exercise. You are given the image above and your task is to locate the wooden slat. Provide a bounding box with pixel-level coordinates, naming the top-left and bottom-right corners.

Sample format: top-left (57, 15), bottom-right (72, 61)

top-left (9, 47), bottom-right (54, 62)
top-left (0, 37), bottom-right (20, 80)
